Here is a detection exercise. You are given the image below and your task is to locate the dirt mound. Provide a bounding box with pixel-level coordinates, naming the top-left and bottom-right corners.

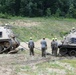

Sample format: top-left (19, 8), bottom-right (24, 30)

top-left (18, 38), bottom-right (52, 51)
top-left (13, 20), bottom-right (41, 27)
top-left (0, 20), bottom-right (41, 27)
top-left (35, 38), bottom-right (51, 50)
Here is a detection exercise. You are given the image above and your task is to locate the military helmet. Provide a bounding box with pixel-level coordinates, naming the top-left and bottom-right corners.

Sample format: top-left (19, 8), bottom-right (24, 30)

top-left (52, 38), bottom-right (54, 40)
top-left (55, 38), bottom-right (57, 40)
top-left (72, 27), bottom-right (75, 30)
top-left (5, 24), bottom-right (8, 26)
top-left (30, 37), bottom-right (32, 39)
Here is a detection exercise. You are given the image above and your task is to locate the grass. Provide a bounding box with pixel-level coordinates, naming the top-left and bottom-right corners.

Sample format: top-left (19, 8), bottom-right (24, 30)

top-left (1, 17), bottom-right (76, 41)
top-left (61, 59), bottom-right (76, 68)
top-left (15, 57), bottom-right (76, 75)
top-left (36, 61), bottom-right (64, 69)
top-left (11, 17), bottom-right (76, 41)
top-left (14, 60), bottom-right (70, 75)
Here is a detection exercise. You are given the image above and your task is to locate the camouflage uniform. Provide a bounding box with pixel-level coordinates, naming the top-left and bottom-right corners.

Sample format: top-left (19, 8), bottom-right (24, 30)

top-left (28, 39), bottom-right (35, 56)
top-left (54, 39), bottom-right (58, 56)
top-left (51, 39), bottom-right (58, 56)
top-left (41, 38), bottom-right (47, 57)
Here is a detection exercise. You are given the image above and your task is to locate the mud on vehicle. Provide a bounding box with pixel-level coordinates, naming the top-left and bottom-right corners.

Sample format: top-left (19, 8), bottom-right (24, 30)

top-left (58, 30), bottom-right (76, 56)
top-left (0, 25), bottom-right (20, 54)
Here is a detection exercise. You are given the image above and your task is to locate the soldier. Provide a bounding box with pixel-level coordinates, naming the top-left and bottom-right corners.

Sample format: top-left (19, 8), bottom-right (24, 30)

top-left (28, 37), bottom-right (35, 56)
top-left (41, 38), bottom-right (47, 57)
top-left (51, 38), bottom-right (55, 55)
top-left (54, 38), bottom-right (58, 56)
top-left (71, 27), bottom-right (76, 33)
top-left (51, 38), bottom-right (58, 56)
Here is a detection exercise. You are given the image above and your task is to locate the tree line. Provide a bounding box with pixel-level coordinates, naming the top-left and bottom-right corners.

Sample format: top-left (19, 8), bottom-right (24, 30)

top-left (0, 0), bottom-right (76, 18)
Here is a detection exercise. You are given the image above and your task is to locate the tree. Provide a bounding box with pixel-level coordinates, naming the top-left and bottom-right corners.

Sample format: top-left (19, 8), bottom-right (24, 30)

top-left (5, 0), bottom-right (16, 15)
top-left (14, 0), bottom-right (21, 15)
top-left (0, 0), bottom-right (76, 18)
top-left (46, 8), bottom-right (51, 16)
top-left (55, 8), bottom-right (61, 17)
top-left (0, 0), bottom-right (6, 13)
top-left (26, 1), bottom-right (33, 17)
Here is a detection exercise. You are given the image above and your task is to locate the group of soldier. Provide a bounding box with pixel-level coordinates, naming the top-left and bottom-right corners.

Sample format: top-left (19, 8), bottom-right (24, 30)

top-left (28, 27), bottom-right (76, 57)
top-left (28, 37), bottom-right (58, 57)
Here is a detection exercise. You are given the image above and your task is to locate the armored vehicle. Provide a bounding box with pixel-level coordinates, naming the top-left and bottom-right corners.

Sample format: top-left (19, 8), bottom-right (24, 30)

top-left (0, 25), bottom-right (20, 54)
top-left (58, 29), bottom-right (76, 56)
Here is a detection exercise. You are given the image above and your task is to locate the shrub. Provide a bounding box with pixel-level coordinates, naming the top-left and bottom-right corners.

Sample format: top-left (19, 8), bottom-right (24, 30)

top-left (0, 13), bottom-right (11, 19)
top-left (72, 9), bottom-right (76, 18)
top-left (46, 8), bottom-right (51, 17)
top-left (60, 31), bottom-right (69, 37)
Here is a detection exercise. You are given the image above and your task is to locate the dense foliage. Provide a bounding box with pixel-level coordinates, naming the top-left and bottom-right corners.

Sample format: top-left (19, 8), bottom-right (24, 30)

top-left (0, 0), bottom-right (76, 18)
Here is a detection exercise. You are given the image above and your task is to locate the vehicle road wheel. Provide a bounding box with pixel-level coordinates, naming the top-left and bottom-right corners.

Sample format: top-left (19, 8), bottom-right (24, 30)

top-left (69, 50), bottom-right (76, 56)
top-left (59, 48), bottom-right (67, 56)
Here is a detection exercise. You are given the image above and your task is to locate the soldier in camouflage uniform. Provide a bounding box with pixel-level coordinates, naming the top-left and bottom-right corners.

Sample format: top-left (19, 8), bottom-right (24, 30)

top-left (51, 38), bottom-right (58, 56)
top-left (41, 38), bottom-right (47, 57)
top-left (28, 37), bottom-right (35, 56)
top-left (54, 38), bottom-right (58, 56)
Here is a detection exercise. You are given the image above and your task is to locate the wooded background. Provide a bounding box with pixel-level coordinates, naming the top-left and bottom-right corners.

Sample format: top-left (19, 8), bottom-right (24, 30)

top-left (0, 0), bottom-right (76, 18)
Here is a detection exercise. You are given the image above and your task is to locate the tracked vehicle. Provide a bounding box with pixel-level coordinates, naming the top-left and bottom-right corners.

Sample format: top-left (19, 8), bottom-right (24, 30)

top-left (0, 25), bottom-right (20, 54)
top-left (58, 29), bottom-right (76, 56)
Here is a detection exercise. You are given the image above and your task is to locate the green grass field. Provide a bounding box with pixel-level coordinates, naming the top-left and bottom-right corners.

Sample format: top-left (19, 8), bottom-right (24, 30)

top-left (13, 17), bottom-right (76, 41)
top-left (1, 17), bottom-right (76, 41)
